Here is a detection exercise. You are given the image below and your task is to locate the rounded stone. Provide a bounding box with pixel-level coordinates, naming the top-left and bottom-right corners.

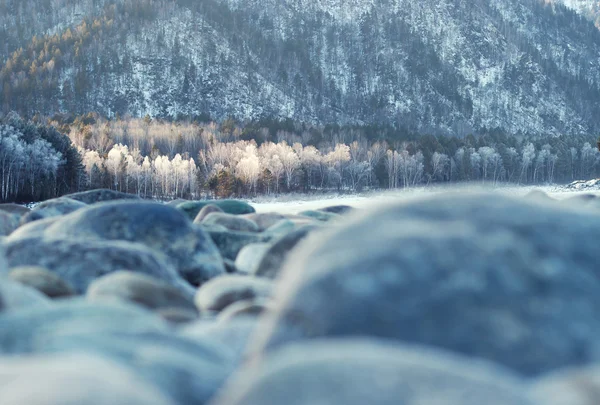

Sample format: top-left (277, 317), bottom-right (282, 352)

top-left (318, 205), bottom-right (354, 215)
top-left (218, 299), bottom-right (272, 322)
top-left (250, 193), bottom-right (600, 376)
top-left (193, 204), bottom-right (224, 223)
top-left (212, 339), bottom-right (532, 405)
top-left (243, 213), bottom-right (287, 232)
top-left (0, 352), bottom-right (176, 405)
top-left (43, 201), bottom-right (225, 286)
top-left (0, 203), bottom-right (30, 216)
top-left (87, 271), bottom-right (197, 312)
top-left (177, 200), bottom-right (256, 221)
top-left (4, 236), bottom-right (193, 296)
top-left (202, 212), bottom-right (260, 233)
top-left (156, 307), bottom-right (199, 324)
top-left (0, 278), bottom-right (52, 311)
top-left (6, 216), bottom-right (61, 239)
top-left (8, 266), bottom-right (75, 298)
top-left (20, 197), bottom-right (87, 224)
top-left (0, 211), bottom-right (19, 236)
top-left (253, 225), bottom-right (320, 279)
top-left (298, 210), bottom-right (339, 222)
top-left (195, 275), bottom-right (273, 312)
top-left (235, 243), bottom-right (271, 274)
top-left (208, 229), bottom-right (272, 261)
top-left (64, 188), bottom-right (141, 204)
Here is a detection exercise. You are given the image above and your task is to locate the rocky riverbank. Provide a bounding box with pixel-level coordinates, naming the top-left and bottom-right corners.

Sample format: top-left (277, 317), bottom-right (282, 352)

top-left (1, 188), bottom-right (600, 404)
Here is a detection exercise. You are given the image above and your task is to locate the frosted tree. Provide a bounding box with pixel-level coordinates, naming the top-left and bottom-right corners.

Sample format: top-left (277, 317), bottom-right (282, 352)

top-left (106, 144), bottom-right (129, 191)
top-left (236, 144), bottom-right (261, 194)
top-left (325, 144), bottom-right (351, 189)
top-left (278, 142), bottom-right (300, 190)
top-left (519, 143), bottom-right (536, 184)
top-left (431, 151), bottom-right (450, 182)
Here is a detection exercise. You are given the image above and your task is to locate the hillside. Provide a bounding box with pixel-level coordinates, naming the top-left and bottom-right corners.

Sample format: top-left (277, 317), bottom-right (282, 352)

top-left (2, 0), bottom-right (600, 136)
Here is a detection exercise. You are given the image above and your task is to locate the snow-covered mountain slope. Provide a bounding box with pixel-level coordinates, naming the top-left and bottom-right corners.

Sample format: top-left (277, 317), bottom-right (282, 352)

top-left (2, 0), bottom-right (600, 136)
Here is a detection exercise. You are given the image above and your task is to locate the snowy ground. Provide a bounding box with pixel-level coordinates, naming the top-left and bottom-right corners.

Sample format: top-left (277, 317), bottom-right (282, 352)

top-left (248, 183), bottom-right (600, 214)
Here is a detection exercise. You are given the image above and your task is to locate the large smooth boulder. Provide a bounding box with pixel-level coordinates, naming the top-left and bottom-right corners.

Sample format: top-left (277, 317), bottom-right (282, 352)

top-left (212, 339), bottom-right (533, 405)
top-left (9, 266), bottom-right (75, 298)
top-left (235, 243), bottom-right (271, 274)
top-left (43, 201), bottom-right (225, 286)
top-left (250, 193), bottom-right (600, 376)
top-left (208, 230), bottom-right (272, 261)
top-left (64, 189), bottom-right (141, 204)
top-left (178, 200), bottom-right (255, 221)
top-left (0, 352), bottom-right (175, 405)
top-left (42, 331), bottom-right (234, 405)
top-left (0, 300), bottom-right (168, 353)
top-left (3, 236), bottom-right (193, 296)
top-left (0, 278), bottom-right (51, 311)
top-left (202, 213), bottom-right (260, 233)
top-left (20, 197), bottom-right (87, 224)
top-left (242, 213), bottom-right (286, 232)
top-left (529, 366), bottom-right (600, 405)
top-left (0, 211), bottom-right (19, 236)
top-left (195, 275), bottom-right (273, 312)
top-left (318, 205), bottom-right (354, 215)
top-left (87, 271), bottom-right (197, 313)
top-left (298, 210), bottom-right (339, 222)
top-left (6, 216), bottom-right (60, 239)
top-left (193, 204), bottom-right (224, 223)
top-left (253, 225), bottom-right (319, 279)
top-left (0, 203), bottom-right (30, 216)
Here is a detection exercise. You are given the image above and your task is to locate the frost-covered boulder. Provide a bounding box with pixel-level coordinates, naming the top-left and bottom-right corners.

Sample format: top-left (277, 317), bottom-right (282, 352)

top-left (0, 278), bottom-right (51, 311)
top-left (42, 330), bottom-right (234, 405)
top-left (212, 339), bottom-right (532, 405)
top-left (208, 229), bottom-right (272, 261)
top-left (250, 193), bottom-right (600, 376)
top-left (4, 236), bottom-right (193, 295)
top-left (0, 352), bottom-right (175, 405)
top-left (202, 213), bottom-right (260, 233)
top-left (43, 201), bottom-right (225, 286)
top-left (177, 200), bottom-right (255, 221)
top-left (64, 188), bottom-right (141, 204)
top-left (529, 366), bottom-right (600, 405)
top-left (253, 225), bottom-right (320, 279)
top-left (0, 300), bottom-right (168, 353)
top-left (0, 211), bottom-right (19, 236)
top-left (156, 307), bottom-right (199, 325)
top-left (242, 213), bottom-right (286, 232)
top-left (20, 197), bottom-right (87, 224)
top-left (87, 271), bottom-right (197, 312)
top-left (193, 204), bottom-right (224, 223)
top-left (262, 219), bottom-right (298, 237)
top-left (195, 275), bottom-right (273, 312)
top-left (8, 266), bottom-right (75, 298)
top-left (235, 243), bottom-right (271, 274)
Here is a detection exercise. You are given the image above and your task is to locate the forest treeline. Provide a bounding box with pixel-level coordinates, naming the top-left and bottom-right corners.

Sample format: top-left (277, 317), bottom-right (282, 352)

top-left (3, 112), bottom-right (599, 203)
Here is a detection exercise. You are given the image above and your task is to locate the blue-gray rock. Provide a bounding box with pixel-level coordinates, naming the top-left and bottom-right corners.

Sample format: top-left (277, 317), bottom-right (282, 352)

top-left (43, 201), bottom-right (225, 286)
top-left (20, 197), bottom-right (87, 224)
top-left (253, 225), bottom-right (320, 279)
top-left (156, 307), bottom-right (199, 324)
top-left (178, 200), bottom-right (255, 220)
top-left (242, 213), bottom-right (286, 232)
top-left (41, 330), bottom-right (234, 405)
top-left (87, 271), bottom-right (197, 312)
top-left (193, 204), bottom-right (224, 223)
top-left (208, 229), bottom-right (272, 261)
top-left (529, 365), bottom-right (600, 405)
top-left (9, 266), bottom-right (75, 298)
top-left (0, 352), bottom-right (176, 405)
top-left (0, 210), bottom-right (19, 236)
top-left (262, 219), bottom-right (298, 237)
top-left (202, 213), bottom-right (260, 233)
top-left (195, 275), bottom-right (273, 312)
top-left (64, 188), bottom-right (141, 204)
top-left (182, 318), bottom-right (258, 363)
top-left (211, 339), bottom-right (533, 405)
top-left (0, 278), bottom-right (52, 311)
top-left (318, 205), bottom-right (354, 215)
top-left (3, 236), bottom-right (192, 295)
top-left (0, 203), bottom-right (30, 216)
top-left (298, 210), bottom-right (339, 222)
top-left (217, 299), bottom-right (272, 322)
top-left (250, 193), bottom-right (600, 376)
top-left (234, 243), bottom-right (271, 274)
top-left (0, 300), bottom-right (168, 353)
top-left (6, 216), bottom-right (60, 239)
